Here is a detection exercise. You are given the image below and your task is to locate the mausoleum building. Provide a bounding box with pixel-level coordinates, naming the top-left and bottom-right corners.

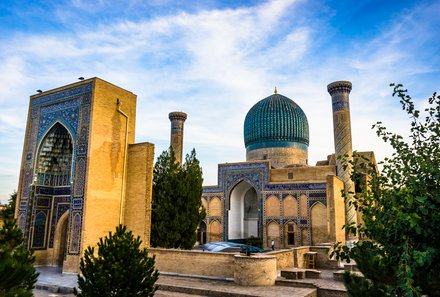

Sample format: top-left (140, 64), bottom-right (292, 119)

top-left (200, 82), bottom-right (376, 248)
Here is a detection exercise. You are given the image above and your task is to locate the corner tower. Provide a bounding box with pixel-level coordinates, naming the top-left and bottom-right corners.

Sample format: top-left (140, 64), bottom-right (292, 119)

top-left (169, 111), bottom-right (187, 164)
top-left (327, 81), bottom-right (357, 238)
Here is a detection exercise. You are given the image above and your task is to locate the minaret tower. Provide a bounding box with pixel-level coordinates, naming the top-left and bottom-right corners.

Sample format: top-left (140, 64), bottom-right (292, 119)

top-left (327, 81), bottom-right (357, 239)
top-left (168, 111), bottom-right (187, 164)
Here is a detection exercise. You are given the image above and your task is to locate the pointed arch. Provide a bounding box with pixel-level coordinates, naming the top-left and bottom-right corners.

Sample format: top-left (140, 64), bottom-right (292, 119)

top-left (228, 180), bottom-right (259, 240)
top-left (226, 177), bottom-right (259, 205)
top-left (32, 211), bottom-right (47, 248)
top-left (209, 220), bottom-right (222, 242)
top-left (299, 194), bottom-right (308, 217)
top-left (34, 122), bottom-right (74, 187)
top-left (37, 120), bottom-right (75, 148)
top-left (209, 197), bottom-right (222, 216)
top-left (197, 221), bottom-right (207, 244)
top-left (283, 195), bottom-right (297, 217)
top-left (266, 195), bottom-right (280, 216)
top-left (53, 210), bottom-right (69, 266)
top-left (284, 220), bottom-right (297, 247)
top-left (266, 221), bottom-right (280, 249)
top-left (311, 202), bottom-right (327, 245)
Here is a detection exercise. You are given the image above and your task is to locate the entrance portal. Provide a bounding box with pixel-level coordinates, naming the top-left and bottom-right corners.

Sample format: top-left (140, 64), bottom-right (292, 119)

top-left (53, 211), bottom-right (69, 266)
top-left (228, 181), bottom-right (259, 240)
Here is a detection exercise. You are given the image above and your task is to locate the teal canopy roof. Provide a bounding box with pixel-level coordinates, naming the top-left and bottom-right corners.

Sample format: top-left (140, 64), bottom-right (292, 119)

top-left (244, 93), bottom-right (309, 151)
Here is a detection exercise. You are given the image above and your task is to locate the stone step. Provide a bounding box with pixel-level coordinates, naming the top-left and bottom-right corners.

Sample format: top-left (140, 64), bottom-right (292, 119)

top-left (305, 269), bottom-right (321, 279)
top-left (281, 268), bottom-right (321, 280)
top-left (281, 268), bottom-right (305, 280)
top-left (333, 270), bottom-right (363, 281)
top-left (343, 263), bottom-right (359, 272)
top-left (158, 276), bottom-right (317, 297)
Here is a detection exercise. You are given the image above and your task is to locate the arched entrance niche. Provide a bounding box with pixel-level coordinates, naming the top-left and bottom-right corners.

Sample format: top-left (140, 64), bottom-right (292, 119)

top-left (35, 122), bottom-right (74, 187)
top-left (209, 220), bottom-right (222, 242)
top-left (197, 221), bottom-right (207, 244)
top-left (228, 180), bottom-right (259, 240)
top-left (311, 202), bottom-right (327, 245)
top-left (31, 122), bottom-right (73, 268)
top-left (52, 210), bottom-right (69, 266)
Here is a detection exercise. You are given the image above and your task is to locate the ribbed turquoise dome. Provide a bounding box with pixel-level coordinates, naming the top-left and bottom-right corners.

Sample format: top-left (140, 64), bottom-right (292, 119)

top-left (244, 93), bottom-right (309, 151)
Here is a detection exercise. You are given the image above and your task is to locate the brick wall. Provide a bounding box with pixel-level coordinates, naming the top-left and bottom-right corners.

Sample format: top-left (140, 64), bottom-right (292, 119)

top-left (149, 248), bottom-right (236, 278)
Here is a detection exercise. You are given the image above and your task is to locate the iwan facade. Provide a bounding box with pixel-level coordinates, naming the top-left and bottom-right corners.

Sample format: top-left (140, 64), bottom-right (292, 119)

top-left (15, 78), bottom-right (154, 272)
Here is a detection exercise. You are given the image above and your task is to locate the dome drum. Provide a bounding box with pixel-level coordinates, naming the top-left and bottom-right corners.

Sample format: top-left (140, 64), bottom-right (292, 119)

top-left (246, 147), bottom-right (308, 168)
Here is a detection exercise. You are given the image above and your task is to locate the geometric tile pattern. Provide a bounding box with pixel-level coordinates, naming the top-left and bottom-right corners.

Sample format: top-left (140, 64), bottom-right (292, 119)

top-left (18, 82), bottom-right (93, 255)
top-left (202, 161), bottom-right (327, 246)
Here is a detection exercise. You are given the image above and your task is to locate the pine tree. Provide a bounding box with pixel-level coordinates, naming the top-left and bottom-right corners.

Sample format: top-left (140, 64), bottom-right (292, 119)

top-left (0, 220), bottom-right (38, 297)
top-left (151, 148), bottom-right (206, 249)
top-left (75, 225), bottom-right (158, 297)
top-left (332, 84), bottom-right (440, 296)
top-left (0, 191), bottom-right (17, 220)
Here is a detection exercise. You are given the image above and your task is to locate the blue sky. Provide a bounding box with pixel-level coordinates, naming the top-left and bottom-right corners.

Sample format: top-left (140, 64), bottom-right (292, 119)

top-left (0, 0), bottom-right (439, 203)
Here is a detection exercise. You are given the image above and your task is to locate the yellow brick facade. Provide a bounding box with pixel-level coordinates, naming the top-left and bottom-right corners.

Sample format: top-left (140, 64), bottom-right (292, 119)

top-left (78, 79), bottom-right (138, 270)
top-left (16, 78), bottom-right (154, 273)
top-left (201, 160), bottom-right (353, 248)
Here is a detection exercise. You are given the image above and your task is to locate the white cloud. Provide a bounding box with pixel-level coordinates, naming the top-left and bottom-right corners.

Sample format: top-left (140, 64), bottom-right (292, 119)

top-left (0, 0), bottom-right (438, 202)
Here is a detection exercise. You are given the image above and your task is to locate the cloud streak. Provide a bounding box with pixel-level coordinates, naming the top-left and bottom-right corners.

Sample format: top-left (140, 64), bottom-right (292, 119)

top-left (0, 0), bottom-right (439, 202)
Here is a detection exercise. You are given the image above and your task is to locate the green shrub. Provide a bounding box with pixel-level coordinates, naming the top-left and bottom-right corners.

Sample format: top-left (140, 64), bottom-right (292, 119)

top-left (75, 225), bottom-right (159, 297)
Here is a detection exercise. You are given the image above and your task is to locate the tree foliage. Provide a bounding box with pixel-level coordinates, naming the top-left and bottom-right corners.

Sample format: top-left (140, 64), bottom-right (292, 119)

top-left (151, 148), bottom-right (206, 249)
top-left (332, 84), bottom-right (440, 296)
top-left (0, 220), bottom-right (38, 297)
top-left (75, 225), bottom-right (158, 297)
top-left (0, 191), bottom-right (17, 220)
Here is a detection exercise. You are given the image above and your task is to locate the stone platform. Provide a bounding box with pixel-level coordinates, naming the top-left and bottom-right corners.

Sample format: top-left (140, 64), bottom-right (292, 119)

top-left (36, 267), bottom-right (318, 297)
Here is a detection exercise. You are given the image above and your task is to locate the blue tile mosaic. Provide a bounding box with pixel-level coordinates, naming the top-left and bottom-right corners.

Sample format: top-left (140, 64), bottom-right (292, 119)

top-left (37, 105), bottom-right (80, 143)
top-left (31, 83), bottom-right (93, 108)
top-left (18, 82), bottom-right (93, 256)
top-left (32, 211), bottom-right (47, 248)
top-left (244, 93), bottom-right (309, 151)
top-left (202, 161), bottom-right (329, 245)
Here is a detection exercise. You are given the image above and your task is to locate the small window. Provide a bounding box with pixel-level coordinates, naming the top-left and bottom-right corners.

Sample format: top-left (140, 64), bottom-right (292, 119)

top-left (288, 172), bottom-right (293, 179)
top-left (287, 223), bottom-right (295, 245)
top-left (288, 233), bottom-right (295, 245)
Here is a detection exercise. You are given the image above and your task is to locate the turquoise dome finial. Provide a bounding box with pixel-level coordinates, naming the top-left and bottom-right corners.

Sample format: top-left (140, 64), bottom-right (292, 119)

top-left (244, 92), bottom-right (309, 152)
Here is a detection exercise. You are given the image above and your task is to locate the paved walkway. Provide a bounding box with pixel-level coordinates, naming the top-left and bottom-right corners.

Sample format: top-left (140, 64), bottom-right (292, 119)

top-left (36, 267), bottom-right (77, 292)
top-left (35, 267), bottom-right (319, 297)
top-left (33, 288), bottom-right (208, 297)
top-left (158, 275), bottom-right (317, 297)
top-left (279, 269), bottom-right (346, 291)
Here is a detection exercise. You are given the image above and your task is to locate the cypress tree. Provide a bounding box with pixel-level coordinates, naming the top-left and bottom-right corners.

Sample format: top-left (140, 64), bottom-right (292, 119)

top-left (151, 148), bottom-right (205, 249)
